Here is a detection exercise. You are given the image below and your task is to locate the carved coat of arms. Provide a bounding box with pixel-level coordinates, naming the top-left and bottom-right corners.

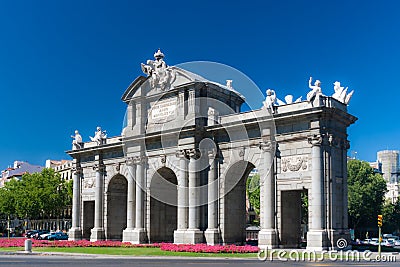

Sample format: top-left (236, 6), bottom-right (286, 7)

top-left (141, 49), bottom-right (176, 91)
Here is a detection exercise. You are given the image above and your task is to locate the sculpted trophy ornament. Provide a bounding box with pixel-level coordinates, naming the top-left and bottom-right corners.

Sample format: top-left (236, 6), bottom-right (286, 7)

top-left (71, 130), bottom-right (83, 150)
top-left (89, 126), bottom-right (107, 145)
top-left (141, 49), bottom-right (176, 90)
top-left (332, 81), bottom-right (354, 105)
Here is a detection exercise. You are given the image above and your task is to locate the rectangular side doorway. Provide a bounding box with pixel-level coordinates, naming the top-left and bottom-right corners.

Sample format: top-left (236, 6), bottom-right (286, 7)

top-left (280, 190), bottom-right (302, 248)
top-left (82, 201), bottom-right (95, 239)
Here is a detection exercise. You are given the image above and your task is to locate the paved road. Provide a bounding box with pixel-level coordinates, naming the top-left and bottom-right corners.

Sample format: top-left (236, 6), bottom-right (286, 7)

top-left (0, 254), bottom-right (398, 267)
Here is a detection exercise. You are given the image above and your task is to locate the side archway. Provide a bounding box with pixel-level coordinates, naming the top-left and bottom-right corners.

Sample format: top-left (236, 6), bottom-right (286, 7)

top-left (106, 174), bottom-right (128, 240)
top-left (149, 167), bottom-right (178, 242)
top-left (222, 160), bottom-right (256, 244)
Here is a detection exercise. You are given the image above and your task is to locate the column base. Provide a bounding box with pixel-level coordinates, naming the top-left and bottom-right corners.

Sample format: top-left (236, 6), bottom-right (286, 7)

top-left (183, 229), bottom-right (204, 244)
top-left (258, 229), bottom-right (278, 249)
top-left (122, 228), bottom-right (138, 243)
top-left (329, 229), bottom-right (351, 250)
top-left (68, 227), bottom-right (82, 241)
top-left (90, 228), bottom-right (105, 241)
top-left (306, 230), bottom-right (329, 251)
top-left (127, 228), bottom-right (147, 244)
top-left (204, 228), bottom-right (220, 245)
top-left (174, 229), bottom-right (187, 244)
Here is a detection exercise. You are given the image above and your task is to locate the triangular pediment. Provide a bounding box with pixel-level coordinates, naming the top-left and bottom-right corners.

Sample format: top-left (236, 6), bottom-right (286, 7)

top-left (121, 66), bottom-right (213, 102)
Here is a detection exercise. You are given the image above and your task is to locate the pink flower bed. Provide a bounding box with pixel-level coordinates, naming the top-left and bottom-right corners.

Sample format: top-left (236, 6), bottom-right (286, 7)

top-left (0, 239), bottom-right (259, 253)
top-left (0, 239), bottom-right (158, 248)
top-left (159, 243), bottom-right (259, 253)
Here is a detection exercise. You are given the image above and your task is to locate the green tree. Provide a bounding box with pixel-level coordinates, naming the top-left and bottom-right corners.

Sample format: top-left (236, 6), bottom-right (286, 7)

top-left (347, 159), bottom-right (387, 232)
top-left (0, 168), bottom-right (71, 221)
top-left (0, 179), bottom-right (19, 217)
top-left (246, 174), bottom-right (260, 215)
top-left (382, 199), bottom-right (400, 234)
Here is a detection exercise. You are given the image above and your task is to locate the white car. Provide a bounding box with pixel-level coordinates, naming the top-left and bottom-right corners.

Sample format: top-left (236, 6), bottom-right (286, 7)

top-left (381, 239), bottom-right (395, 247)
top-left (39, 232), bottom-right (55, 240)
top-left (370, 238), bottom-right (379, 245)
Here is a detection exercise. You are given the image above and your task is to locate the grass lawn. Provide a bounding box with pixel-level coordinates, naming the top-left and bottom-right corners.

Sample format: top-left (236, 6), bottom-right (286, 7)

top-left (0, 247), bottom-right (258, 258)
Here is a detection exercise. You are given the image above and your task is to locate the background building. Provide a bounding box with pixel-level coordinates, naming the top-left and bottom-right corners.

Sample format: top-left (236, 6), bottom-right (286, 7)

top-left (370, 150), bottom-right (400, 204)
top-left (46, 159), bottom-right (73, 181)
top-left (377, 150), bottom-right (399, 183)
top-left (0, 161), bottom-right (43, 187)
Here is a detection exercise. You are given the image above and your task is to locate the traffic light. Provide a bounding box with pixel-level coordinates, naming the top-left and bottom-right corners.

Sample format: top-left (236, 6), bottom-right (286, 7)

top-left (378, 215), bottom-right (383, 227)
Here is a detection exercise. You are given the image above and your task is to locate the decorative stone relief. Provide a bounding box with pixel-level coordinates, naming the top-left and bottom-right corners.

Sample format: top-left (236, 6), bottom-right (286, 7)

top-left (83, 177), bottom-right (95, 189)
top-left (160, 155), bottom-right (166, 165)
top-left (281, 156), bottom-right (308, 172)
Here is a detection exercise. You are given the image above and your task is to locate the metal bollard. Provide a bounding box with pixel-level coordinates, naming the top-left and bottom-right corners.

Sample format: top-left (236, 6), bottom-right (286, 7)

top-left (24, 239), bottom-right (32, 253)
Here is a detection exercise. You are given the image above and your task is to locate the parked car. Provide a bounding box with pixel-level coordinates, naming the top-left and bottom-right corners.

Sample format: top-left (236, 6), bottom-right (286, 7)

top-left (25, 230), bottom-right (40, 238)
top-left (32, 230), bottom-right (50, 239)
top-left (38, 232), bottom-right (55, 240)
top-left (381, 239), bottom-right (395, 247)
top-left (47, 232), bottom-right (68, 240)
top-left (369, 238), bottom-right (379, 245)
top-left (362, 239), bottom-right (371, 244)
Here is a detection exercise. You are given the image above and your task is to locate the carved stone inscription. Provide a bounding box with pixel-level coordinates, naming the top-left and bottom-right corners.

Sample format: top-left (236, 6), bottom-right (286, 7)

top-left (150, 97), bottom-right (177, 123)
top-left (281, 155), bottom-right (308, 172)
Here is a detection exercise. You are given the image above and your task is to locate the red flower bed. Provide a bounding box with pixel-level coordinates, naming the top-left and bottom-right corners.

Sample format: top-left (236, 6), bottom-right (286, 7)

top-left (159, 243), bottom-right (259, 253)
top-left (0, 239), bottom-right (258, 253)
top-left (0, 239), bottom-right (159, 248)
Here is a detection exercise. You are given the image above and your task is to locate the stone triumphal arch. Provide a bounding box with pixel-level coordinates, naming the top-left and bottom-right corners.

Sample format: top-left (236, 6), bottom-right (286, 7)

top-left (68, 50), bottom-right (356, 250)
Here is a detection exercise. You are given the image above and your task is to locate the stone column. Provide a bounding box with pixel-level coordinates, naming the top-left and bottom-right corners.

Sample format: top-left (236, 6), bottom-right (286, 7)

top-left (258, 141), bottom-right (278, 248)
top-left (341, 140), bottom-right (351, 243)
top-left (123, 157), bottom-right (136, 242)
top-left (90, 162), bottom-right (105, 241)
top-left (307, 134), bottom-right (328, 251)
top-left (205, 149), bottom-right (219, 245)
top-left (185, 149), bottom-right (203, 243)
top-left (131, 155), bottom-right (147, 243)
top-left (174, 150), bottom-right (188, 244)
top-left (69, 160), bottom-right (82, 240)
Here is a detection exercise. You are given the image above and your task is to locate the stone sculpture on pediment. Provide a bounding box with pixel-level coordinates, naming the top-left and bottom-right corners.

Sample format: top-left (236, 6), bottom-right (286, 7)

top-left (71, 130), bottom-right (83, 150)
top-left (89, 126), bottom-right (107, 145)
top-left (141, 49), bottom-right (176, 91)
top-left (307, 76), bottom-right (323, 104)
top-left (263, 89), bottom-right (277, 113)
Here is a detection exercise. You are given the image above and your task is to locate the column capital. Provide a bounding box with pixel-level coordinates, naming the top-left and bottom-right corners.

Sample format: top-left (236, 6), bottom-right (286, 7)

top-left (308, 134), bottom-right (323, 146)
top-left (125, 157), bottom-right (135, 166)
top-left (176, 149), bottom-right (188, 159)
top-left (259, 141), bottom-right (273, 152)
top-left (93, 163), bottom-right (105, 172)
top-left (133, 155), bottom-right (146, 164)
top-left (327, 134), bottom-right (343, 148)
top-left (341, 139), bottom-right (350, 150)
top-left (188, 148), bottom-right (200, 159)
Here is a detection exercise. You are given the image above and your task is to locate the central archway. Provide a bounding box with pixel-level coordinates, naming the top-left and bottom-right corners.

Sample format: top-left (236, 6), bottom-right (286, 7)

top-left (223, 160), bottom-right (256, 244)
top-left (106, 174), bottom-right (127, 240)
top-left (150, 167), bottom-right (178, 242)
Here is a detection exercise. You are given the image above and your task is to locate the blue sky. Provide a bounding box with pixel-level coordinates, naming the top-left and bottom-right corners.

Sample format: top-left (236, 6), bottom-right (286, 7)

top-left (0, 0), bottom-right (399, 168)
